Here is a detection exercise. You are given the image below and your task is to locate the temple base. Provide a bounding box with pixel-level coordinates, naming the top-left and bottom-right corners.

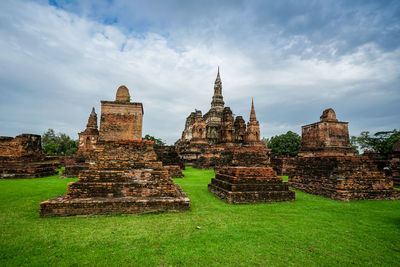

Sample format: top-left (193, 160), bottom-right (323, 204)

top-left (40, 184), bottom-right (190, 217)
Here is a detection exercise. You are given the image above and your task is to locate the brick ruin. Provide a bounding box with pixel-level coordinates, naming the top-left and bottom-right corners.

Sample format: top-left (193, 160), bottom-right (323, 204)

top-left (40, 86), bottom-right (190, 217)
top-left (60, 107), bottom-right (99, 178)
top-left (207, 140), bottom-right (295, 204)
top-left (175, 69), bottom-right (269, 169)
top-left (99, 85), bottom-right (143, 141)
top-left (389, 139), bottom-right (400, 188)
top-left (298, 108), bottom-right (355, 157)
top-left (0, 134), bottom-right (58, 178)
top-left (154, 146), bottom-right (185, 178)
top-left (208, 167), bottom-right (295, 204)
top-left (288, 109), bottom-right (399, 201)
top-left (180, 69), bottom-right (295, 204)
top-left (270, 155), bottom-right (296, 176)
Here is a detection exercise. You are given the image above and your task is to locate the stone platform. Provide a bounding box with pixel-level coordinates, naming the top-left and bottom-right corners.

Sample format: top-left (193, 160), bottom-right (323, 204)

top-left (208, 167), bottom-right (295, 204)
top-left (40, 184), bottom-right (189, 217)
top-left (288, 156), bottom-right (400, 201)
top-left (40, 140), bottom-right (190, 217)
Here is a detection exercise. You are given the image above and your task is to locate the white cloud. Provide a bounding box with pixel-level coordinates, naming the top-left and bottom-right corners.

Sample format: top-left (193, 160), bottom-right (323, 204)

top-left (0, 0), bottom-right (399, 144)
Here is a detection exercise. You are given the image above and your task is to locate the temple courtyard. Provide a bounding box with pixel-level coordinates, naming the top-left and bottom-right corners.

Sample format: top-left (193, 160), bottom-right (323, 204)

top-left (1, 167), bottom-right (399, 266)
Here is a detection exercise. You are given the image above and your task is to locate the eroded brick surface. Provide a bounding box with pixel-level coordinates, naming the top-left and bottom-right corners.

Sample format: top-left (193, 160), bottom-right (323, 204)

top-left (287, 110), bottom-right (399, 201)
top-left (208, 167), bottom-right (295, 204)
top-left (298, 108), bottom-right (355, 157)
top-left (0, 134), bottom-right (58, 179)
top-left (163, 165), bottom-right (184, 178)
top-left (389, 139), bottom-right (400, 187)
top-left (287, 156), bottom-right (399, 201)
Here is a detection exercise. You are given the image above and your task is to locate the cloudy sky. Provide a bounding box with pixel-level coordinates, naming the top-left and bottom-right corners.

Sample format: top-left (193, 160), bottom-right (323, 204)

top-left (0, 0), bottom-right (399, 144)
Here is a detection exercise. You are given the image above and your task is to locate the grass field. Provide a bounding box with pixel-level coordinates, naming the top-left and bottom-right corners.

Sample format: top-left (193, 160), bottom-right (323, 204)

top-left (1, 167), bottom-right (399, 266)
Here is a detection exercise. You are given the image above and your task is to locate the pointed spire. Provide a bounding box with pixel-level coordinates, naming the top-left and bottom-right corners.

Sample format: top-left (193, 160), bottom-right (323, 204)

top-left (87, 107), bottom-right (98, 129)
top-left (250, 98), bottom-right (257, 121)
top-left (215, 66), bottom-right (221, 84)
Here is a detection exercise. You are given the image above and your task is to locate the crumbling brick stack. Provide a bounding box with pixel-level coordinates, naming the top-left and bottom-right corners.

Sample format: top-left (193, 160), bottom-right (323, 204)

top-left (270, 155), bottom-right (296, 176)
top-left (195, 144), bottom-right (270, 170)
top-left (288, 108), bottom-right (399, 201)
top-left (164, 165), bottom-right (184, 178)
top-left (288, 156), bottom-right (400, 201)
top-left (59, 155), bottom-right (89, 178)
top-left (208, 167), bottom-right (295, 204)
top-left (154, 145), bottom-right (185, 169)
top-left (40, 140), bottom-right (190, 217)
top-left (153, 146), bottom-right (185, 178)
top-left (0, 134), bottom-right (58, 179)
top-left (389, 139), bottom-right (400, 187)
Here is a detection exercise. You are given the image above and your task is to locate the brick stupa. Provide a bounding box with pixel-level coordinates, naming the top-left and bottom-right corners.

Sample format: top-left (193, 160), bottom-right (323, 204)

top-left (288, 109), bottom-right (399, 201)
top-left (40, 86), bottom-right (190, 217)
top-left (208, 100), bottom-right (295, 204)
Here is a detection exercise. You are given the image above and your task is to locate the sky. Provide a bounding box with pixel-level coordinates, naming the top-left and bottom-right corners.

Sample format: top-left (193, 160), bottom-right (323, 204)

top-left (0, 0), bottom-right (399, 144)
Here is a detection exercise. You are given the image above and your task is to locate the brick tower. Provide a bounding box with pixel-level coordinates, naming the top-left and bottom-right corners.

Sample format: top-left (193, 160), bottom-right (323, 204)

top-left (99, 85), bottom-right (143, 141)
top-left (40, 86), bottom-right (190, 217)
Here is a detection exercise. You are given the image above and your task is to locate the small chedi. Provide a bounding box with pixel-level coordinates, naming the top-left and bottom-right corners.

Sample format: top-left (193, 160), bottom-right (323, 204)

top-left (208, 166), bottom-right (295, 204)
top-left (175, 68), bottom-right (269, 169)
top-left (0, 134), bottom-right (58, 178)
top-left (60, 107), bottom-right (99, 178)
top-left (298, 108), bottom-right (354, 157)
top-left (40, 86), bottom-right (190, 217)
top-left (288, 109), bottom-right (400, 201)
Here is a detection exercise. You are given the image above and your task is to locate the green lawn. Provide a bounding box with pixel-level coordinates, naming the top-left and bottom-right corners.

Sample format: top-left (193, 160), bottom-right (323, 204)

top-left (0, 167), bottom-right (399, 266)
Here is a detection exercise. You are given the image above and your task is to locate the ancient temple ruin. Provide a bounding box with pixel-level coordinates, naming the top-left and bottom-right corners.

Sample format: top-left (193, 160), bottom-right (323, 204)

top-left (288, 109), bottom-right (399, 201)
top-left (40, 86), bottom-right (190, 217)
top-left (154, 146), bottom-right (185, 178)
top-left (176, 69), bottom-right (269, 169)
top-left (389, 139), bottom-right (400, 188)
top-left (298, 108), bottom-right (355, 157)
top-left (208, 167), bottom-right (295, 204)
top-left (61, 108), bottom-right (99, 178)
top-left (0, 134), bottom-right (58, 178)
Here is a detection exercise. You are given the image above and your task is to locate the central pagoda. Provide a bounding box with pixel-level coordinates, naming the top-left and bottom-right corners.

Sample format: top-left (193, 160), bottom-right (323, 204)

top-left (40, 86), bottom-right (190, 217)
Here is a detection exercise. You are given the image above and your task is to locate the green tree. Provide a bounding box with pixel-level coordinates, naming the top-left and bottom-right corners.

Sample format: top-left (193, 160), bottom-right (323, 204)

top-left (350, 136), bottom-right (360, 155)
top-left (41, 129), bottom-right (78, 156)
top-left (143, 134), bottom-right (165, 146)
top-left (355, 129), bottom-right (399, 158)
top-left (268, 131), bottom-right (301, 156)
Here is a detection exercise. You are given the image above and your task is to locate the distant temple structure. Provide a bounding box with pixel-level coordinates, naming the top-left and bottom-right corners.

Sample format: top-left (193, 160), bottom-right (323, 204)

top-left (298, 108), bottom-right (354, 157)
top-left (287, 108), bottom-right (399, 201)
top-left (176, 69), bottom-right (267, 168)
